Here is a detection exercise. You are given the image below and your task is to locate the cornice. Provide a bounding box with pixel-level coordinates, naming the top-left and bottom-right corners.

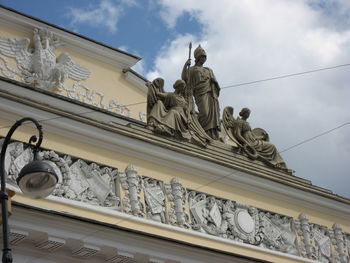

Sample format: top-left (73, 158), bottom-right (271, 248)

top-left (0, 5), bottom-right (141, 69)
top-left (11, 203), bottom-right (272, 263)
top-left (123, 68), bottom-right (148, 93)
top-left (1, 77), bottom-right (350, 220)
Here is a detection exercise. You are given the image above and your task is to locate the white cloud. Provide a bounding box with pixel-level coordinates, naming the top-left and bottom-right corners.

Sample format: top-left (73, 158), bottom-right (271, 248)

top-left (147, 0), bottom-right (350, 197)
top-left (67, 0), bottom-right (136, 33)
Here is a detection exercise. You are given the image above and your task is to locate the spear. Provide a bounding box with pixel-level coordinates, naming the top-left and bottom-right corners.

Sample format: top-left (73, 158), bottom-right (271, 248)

top-left (188, 42), bottom-right (192, 65)
top-left (185, 42), bottom-right (193, 109)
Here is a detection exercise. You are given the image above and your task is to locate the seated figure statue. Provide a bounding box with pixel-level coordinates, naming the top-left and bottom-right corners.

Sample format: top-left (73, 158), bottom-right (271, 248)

top-left (222, 106), bottom-right (291, 172)
top-left (146, 78), bottom-right (211, 146)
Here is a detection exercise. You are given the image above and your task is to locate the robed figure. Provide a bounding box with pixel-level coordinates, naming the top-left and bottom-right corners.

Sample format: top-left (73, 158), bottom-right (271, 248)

top-left (182, 45), bottom-right (221, 140)
top-left (147, 78), bottom-right (211, 146)
top-left (222, 106), bottom-right (290, 172)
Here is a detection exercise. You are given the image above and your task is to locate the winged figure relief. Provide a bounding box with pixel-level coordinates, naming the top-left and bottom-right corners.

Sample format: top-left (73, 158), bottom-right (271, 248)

top-left (0, 28), bottom-right (91, 91)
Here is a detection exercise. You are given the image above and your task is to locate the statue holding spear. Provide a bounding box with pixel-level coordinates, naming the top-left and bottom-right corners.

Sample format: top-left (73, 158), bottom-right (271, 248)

top-left (181, 43), bottom-right (221, 140)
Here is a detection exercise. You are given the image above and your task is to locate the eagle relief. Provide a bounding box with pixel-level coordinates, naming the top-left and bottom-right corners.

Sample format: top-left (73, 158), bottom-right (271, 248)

top-left (0, 27), bottom-right (91, 91)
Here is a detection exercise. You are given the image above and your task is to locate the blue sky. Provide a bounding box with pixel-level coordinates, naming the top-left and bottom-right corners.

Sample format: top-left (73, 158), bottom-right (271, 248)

top-left (0, 0), bottom-right (202, 74)
top-left (1, 0), bottom-right (350, 199)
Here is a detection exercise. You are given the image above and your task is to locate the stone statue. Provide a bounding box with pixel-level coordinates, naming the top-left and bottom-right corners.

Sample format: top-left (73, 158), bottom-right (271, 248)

top-left (146, 77), bottom-right (165, 116)
top-left (146, 78), bottom-right (211, 146)
top-left (222, 106), bottom-right (290, 172)
top-left (182, 44), bottom-right (221, 140)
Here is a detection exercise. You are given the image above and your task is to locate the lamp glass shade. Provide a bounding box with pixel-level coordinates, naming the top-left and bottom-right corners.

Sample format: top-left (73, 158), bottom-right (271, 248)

top-left (17, 160), bottom-right (58, 199)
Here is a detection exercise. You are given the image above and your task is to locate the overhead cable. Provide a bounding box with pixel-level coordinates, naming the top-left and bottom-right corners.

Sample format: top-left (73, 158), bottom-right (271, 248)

top-left (279, 121), bottom-right (350, 153)
top-left (221, 63), bottom-right (350, 89)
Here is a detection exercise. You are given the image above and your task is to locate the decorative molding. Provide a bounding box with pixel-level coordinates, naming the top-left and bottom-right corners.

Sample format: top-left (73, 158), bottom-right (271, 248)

top-left (35, 236), bottom-right (66, 252)
top-left (72, 243), bottom-right (100, 258)
top-left (143, 176), bottom-right (166, 223)
top-left (139, 112), bottom-right (147, 123)
top-left (120, 165), bottom-right (144, 217)
top-left (0, 54), bottom-right (20, 79)
top-left (0, 27), bottom-right (133, 118)
top-left (106, 252), bottom-right (136, 263)
top-left (0, 88), bottom-right (349, 222)
top-left (3, 139), bottom-right (350, 262)
top-left (165, 178), bottom-right (189, 228)
top-left (148, 259), bottom-right (165, 263)
top-left (332, 224), bottom-right (348, 263)
top-left (9, 229), bottom-right (28, 245)
top-left (123, 69), bottom-right (147, 93)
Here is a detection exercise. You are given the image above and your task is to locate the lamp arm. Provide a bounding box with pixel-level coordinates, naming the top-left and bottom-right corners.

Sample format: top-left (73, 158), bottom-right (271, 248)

top-left (0, 117), bottom-right (43, 263)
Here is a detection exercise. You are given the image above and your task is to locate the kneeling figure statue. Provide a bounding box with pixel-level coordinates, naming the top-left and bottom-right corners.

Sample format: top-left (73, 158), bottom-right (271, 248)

top-left (147, 78), bottom-right (211, 146)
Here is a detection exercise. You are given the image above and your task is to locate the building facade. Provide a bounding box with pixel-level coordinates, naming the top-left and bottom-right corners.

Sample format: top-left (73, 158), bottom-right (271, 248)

top-left (0, 6), bottom-right (349, 263)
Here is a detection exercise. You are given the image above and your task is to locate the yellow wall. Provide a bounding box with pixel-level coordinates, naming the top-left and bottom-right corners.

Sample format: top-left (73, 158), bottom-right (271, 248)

top-left (0, 24), bottom-right (147, 120)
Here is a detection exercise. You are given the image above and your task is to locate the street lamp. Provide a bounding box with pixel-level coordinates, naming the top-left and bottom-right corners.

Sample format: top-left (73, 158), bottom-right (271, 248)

top-left (0, 117), bottom-right (58, 263)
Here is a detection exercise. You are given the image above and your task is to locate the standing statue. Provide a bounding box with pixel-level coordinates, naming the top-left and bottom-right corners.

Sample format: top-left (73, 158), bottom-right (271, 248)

top-left (222, 106), bottom-right (291, 172)
top-left (182, 44), bottom-right (221, 140)
top-left (146, 78), bottom-right (211, 146)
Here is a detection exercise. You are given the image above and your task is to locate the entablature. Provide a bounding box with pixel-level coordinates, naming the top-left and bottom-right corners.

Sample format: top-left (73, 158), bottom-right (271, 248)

top-left (1, 77), bottom-right (348, 220)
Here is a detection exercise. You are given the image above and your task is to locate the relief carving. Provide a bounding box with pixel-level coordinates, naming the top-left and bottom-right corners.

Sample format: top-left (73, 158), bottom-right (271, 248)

top-left (295, 214), bottom-right (316, 259)
top-left (0, 28), bottom-right (133, 118)
top-left (120, 165), bottom-right (144, 216)
top-left (164, 178), bottom-right (189, 228)
top-left (0, 28), bottom-right (90, 91)
top-left (2, 138), bottom-right (348, 261)
top-left (259, 212), bottom-right (298, 255)
top-left (345, 234), bottom-right (350, 260)
top-left (188, 192), bottom-right (228, 237)
top-left (63, 159), bottom-right (119, 207)
top-left (332, 224), bottom-right (348, 263)
top-left (227, 203), bottom-right (261, 244)
top-left (311, 224), bottom-right (336, 263)
top-left (143, 177), bottom-right (166, 223)
top-left (0, 54), bottom-right (20, 79)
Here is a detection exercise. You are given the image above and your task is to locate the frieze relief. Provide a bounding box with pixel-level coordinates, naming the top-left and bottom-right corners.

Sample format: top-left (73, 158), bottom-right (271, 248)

top-left (143, 176), bottom-right (166, 223)
top-left (119, 165), bottom-right (144, 217)
top-left (1, 138), bottom-right (349, 262)
top-left (164, 178), bottom-right (190, 228)
top-left (0, 27), bottom-right (135, 118)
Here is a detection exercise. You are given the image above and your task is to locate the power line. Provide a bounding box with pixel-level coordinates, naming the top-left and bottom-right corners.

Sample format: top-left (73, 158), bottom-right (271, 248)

top-left (3, 61), bottom-right (347, 130)
top-left (279, 121), bottom-right (350, 153)
top-left (1, 62), bottom-right (349, 151)
top-left (221, 63), bottom-right (350, 89)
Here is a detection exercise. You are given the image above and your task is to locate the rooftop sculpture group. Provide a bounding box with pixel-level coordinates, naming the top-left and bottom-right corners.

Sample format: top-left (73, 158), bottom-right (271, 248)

top-left (146, 44), bottom-right (291, 173)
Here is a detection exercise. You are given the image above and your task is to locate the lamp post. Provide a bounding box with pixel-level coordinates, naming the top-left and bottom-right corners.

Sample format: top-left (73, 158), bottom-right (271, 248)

top-left (0, 117), bottom-right (58, 263)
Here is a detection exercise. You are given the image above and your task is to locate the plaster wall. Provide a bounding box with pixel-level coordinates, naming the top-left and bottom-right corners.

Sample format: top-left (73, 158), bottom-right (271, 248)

top-left (0, 23), bottom-right (147, 121)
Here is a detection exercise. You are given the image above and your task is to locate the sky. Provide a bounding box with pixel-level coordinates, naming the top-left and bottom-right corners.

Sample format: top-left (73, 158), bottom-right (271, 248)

top-left (1, 0), bottom-right (349, 199)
